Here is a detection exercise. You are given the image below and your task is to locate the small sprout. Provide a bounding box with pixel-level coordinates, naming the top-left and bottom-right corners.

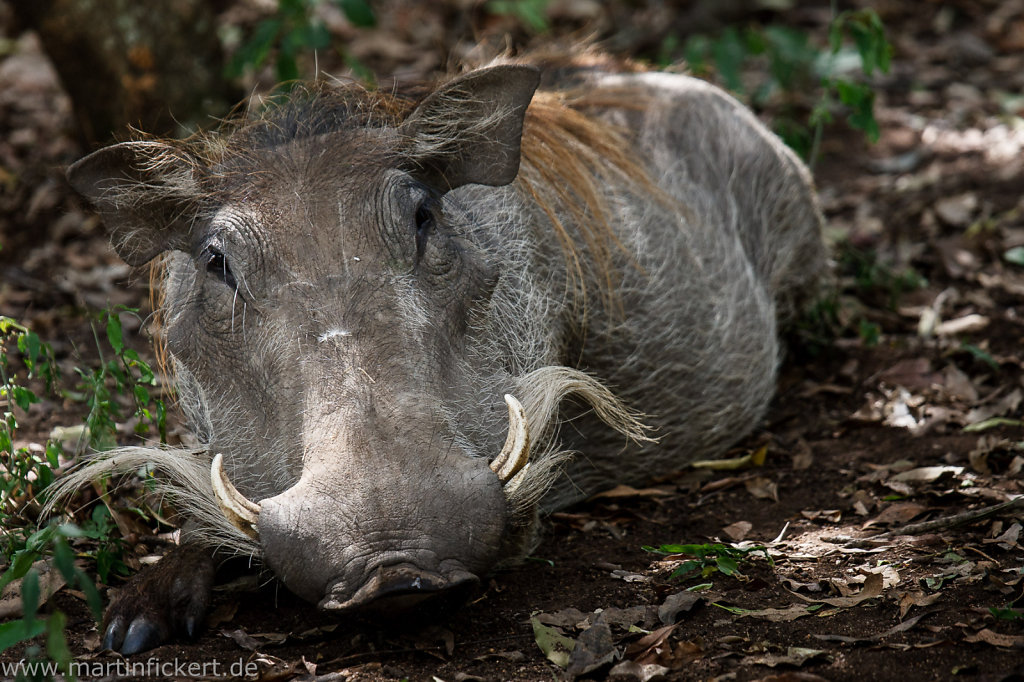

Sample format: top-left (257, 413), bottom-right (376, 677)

top-left (643, 542), bottom-right (773, 581)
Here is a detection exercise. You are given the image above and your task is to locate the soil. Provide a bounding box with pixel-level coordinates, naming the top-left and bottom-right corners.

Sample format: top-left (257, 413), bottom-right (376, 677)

top-left (1, 1), bottom-right (1023, 681)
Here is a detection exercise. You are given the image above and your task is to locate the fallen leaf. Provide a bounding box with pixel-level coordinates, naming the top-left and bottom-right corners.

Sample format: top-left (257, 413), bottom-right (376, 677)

top-left (531, 617), bottom-right (576, 669)
top-left (935, 313), bottom-right (989, 336)
top-left (691, 445), bottom-right (767, 470)
top-left (608, 660), bottom-right (670, 681)
top-left (733, 603), bottom-right (818, 622)
top-left (801, 509), bottom-right (842, 523)
top-left (889, 466), bottom-right (963, 483)
top-left (788, 572), bottom-right (884, 607)
top-left (813, 612), bottom-right (930, 644)
top-left (966, 388), bottom-right (1023, 426)
top-left (625, 624), bottom-right (677, 661)
top-left (658, 591), bottom-right (703, 625)
top-left (566, 618), bottom-right (619, 678)
top-left (535, 607), bottom-right (591, 629)
top-left (862, 502), bottom-right (928, 529)
top-left (963, 628), bottom-right (1024, 648)
top-left (935, 192), bottom-right (978, 227)
top-left (222, 628), bottom-right (263, 651)
top-left (610, 570), bottom-right (649, 583)
top-left (600, 606), bottom-right (657, 631)
top-left (896, 590), bottom-right (944, 619)
top-left (745, 476), bottom-right (779, 502)
top-left (0, 561), bottom-right (66, 619)
top-left (741, 646), bottom-right (830, 668)
top-left (723, 520), bottom-right (752, 541)
top-left (750, 673), bottom-right (832, 682)
top-left (591, 485), bottom-right (674, 499)
top-left (790, 439), bottom-right (814, 470)
top-left (877, 358), bottom-right (939, 391)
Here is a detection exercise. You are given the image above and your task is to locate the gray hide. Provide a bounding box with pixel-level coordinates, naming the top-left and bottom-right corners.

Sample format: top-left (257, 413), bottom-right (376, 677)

top-left (62, 62), bottom-right (825, 626)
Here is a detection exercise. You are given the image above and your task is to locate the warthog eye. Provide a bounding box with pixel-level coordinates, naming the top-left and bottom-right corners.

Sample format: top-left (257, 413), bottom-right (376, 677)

top-left (414, 200), bottom-right (436, 264)
top-left (205, 246), bottom-right (237, 290)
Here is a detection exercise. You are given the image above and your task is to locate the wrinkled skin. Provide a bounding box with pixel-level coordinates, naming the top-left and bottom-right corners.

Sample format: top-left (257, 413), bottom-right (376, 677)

top-left (66, 61), bottom-right (825, 653)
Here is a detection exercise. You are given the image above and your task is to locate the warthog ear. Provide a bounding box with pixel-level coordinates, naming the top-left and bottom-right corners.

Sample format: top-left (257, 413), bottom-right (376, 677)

top-left (400, 64), bottom-right (541, 190)
top-left (67, 141), bottom-right (200, 266)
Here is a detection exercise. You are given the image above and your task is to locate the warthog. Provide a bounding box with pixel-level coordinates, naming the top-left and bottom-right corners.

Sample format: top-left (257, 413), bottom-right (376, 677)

top-left (56, 53), bottom-right (825, 654)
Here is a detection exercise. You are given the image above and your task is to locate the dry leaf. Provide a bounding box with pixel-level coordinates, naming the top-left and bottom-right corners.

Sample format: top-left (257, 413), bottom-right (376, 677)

top-left (801, 509), bottom-right (842, 523)
top-left (591, 485), bottom-right (674, 500)
top-left (745, 476), bottom-right (779, 502)
top-left (963, 629), bottom-right (1024, 648)
top-left (607, 660), bottom-right (670, 681)
top-left (658, 592), bottom-right (703, 625)
top-left (723, 520), bottom-right (753, 541)
top-left (862, 502), bottom-right (929, 529)
top-left (566, 619), bottom-right (619, 678)
top-left (741, 647), bottom-right (830, 668)
top-left (889, 466), bottom-right (963, 483)
top-left (935, 313), bottom-right (989, 336)
top-left (788, 572), bottom-right (884, 607)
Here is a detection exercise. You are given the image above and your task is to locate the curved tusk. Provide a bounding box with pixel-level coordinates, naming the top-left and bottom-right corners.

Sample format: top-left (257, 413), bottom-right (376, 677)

top-left (211, 453), bottom-right (261, 538)
top-left (490, 394), bottom-right (530, 483)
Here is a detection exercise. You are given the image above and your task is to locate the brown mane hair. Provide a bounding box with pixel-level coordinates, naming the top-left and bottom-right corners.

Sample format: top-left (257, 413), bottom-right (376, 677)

top-left (148, 58), bottom-right (663, 385)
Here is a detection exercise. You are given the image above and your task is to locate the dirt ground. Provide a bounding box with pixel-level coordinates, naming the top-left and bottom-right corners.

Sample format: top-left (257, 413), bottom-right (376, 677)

top-left (2, 1), bottom-right (1024, 680)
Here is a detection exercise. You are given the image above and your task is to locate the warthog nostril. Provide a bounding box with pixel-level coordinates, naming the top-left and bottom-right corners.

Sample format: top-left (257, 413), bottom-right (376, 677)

top-left (319, 563), bottom-right (479, 616)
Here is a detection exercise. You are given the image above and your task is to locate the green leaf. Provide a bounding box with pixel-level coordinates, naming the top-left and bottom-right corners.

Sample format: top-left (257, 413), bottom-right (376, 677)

top-left (51, 538), bottom-right (76, 583)
top-left (0, 552), bottom-right (39, 594)
top-left (669, 560), bottom-right (702, 580)
top-left (0, 618), bottom-right (46, 652)
top-left (227, 18), bottom-right (283, 78)
top-left (712, 602), bottom-right (753, 615)
top-left (75, 568), bottom-right (104, 621)
top-left (963, 417), bottom-right (1024, 433)
top-left (1004, 246), bottom-right (1024, 266)
top-left (337, 0), bottom-right (376, 28)
top-left (835, 79), bottom-right (879, 142)
top-left (716, 556), bottom-right (739, 576)
top-left (105, 313), bottom-right (124, 354)
top-left (960, 343), bottom-right (999, 371)
top-left (11, 385), bottom-right (38, 410)
top-left (712, 27), bottom-right (747, 93)
top-left (22, 570), bottom-right (40, 624)
top-left (46, 610), bottom-right (72, 673)
top-left (989, 606), bottom-right (1024, 621)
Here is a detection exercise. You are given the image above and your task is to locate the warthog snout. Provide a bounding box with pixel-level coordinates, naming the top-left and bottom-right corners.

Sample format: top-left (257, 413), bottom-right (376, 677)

top-left (322, 563), bottom-right (480, 616)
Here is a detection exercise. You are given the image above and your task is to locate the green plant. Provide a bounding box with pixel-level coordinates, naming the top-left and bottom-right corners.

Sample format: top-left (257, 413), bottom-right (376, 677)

top-left (0, 523), bottom-right (104, 680)
top-left (673, 7), bottom-right (891, 160)
top-left (1, 310), bottom-right (157, 677)
top-left (227, 0), bottom-right (376, 85)
top-left (643, 542), bottom-right (773, 581)
top-left (486, 0), bottom-right (552, 34)
top-left (69, 307), bottom-right (167, 451)
top-left (1, 317), bottom-right (62, 551)
top-left (989, 604), bottom-right (1023, 621)
top-left (838, 243), bottom-right (926, 309)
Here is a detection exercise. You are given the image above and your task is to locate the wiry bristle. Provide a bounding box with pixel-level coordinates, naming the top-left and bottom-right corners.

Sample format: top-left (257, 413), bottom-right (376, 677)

top-left (44, 446), bottom-right (261, 558)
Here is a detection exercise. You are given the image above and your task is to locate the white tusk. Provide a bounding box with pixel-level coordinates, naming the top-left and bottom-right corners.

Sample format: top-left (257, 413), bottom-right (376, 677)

top-left (211, 453), bottom-right (261, 538)
top-left (490, 394), bottom-right (530, 483)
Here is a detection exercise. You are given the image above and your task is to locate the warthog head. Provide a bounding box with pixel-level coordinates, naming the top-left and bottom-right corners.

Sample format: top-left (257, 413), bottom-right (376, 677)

top-left (64, 64), bottom-right (645, 615)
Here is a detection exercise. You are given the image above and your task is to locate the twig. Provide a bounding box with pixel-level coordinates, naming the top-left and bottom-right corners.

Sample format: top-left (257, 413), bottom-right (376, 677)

top-left (875, 496), bottom-right (1024, 538)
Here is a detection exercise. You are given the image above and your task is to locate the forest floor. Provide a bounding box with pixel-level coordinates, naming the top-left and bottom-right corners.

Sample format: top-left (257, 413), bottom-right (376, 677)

top-left (1, 1), bottom-right (1023, 680)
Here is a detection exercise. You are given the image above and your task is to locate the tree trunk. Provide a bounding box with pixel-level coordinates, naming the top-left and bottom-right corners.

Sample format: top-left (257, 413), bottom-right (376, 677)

top-left (13, 0), bottom-right (237, 145)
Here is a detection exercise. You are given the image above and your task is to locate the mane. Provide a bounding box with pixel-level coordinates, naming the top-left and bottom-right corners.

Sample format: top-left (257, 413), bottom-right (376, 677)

top-left (147, 58), bottom-right (661, 371)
